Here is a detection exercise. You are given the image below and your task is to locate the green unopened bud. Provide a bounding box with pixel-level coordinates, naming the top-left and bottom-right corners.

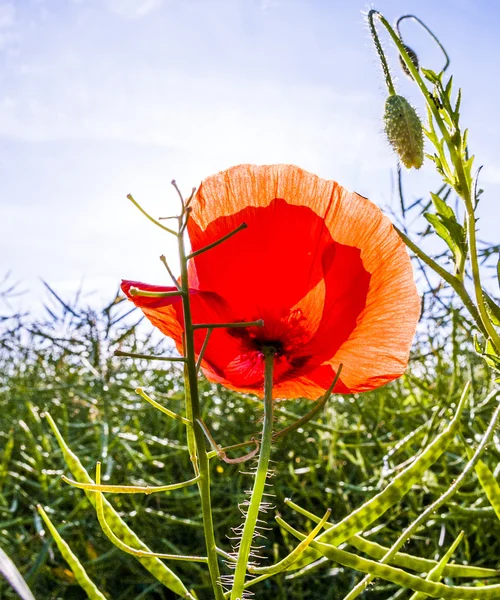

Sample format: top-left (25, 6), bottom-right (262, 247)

top-left (399, 45), bottom-right (419, 78)
top-left (384, 94), bottom-right (424, 169)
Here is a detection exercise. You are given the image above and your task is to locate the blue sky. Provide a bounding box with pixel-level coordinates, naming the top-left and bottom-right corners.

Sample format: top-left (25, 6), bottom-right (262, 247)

top-left (1, 0), bottom-right (499, 313)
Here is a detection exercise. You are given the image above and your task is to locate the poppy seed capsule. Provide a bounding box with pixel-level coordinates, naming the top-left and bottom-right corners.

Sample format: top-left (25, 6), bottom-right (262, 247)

top-left (384, 94), bottom-right (424, 169)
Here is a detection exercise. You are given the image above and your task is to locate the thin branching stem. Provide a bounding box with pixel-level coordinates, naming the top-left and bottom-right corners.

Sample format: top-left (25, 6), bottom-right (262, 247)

top-left (178, 220), bottom-right (224, 600)
top-left (187, 223), bottom-right (248, 260)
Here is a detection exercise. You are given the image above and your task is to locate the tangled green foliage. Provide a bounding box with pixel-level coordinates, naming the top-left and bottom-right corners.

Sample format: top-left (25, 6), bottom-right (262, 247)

top-left (0, 243), bottom-right (499, 600)
top-left (2, 10), bottom-right (500, 600)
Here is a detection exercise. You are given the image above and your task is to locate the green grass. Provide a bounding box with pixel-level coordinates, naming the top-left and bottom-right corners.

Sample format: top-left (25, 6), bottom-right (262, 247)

top-left (1, 275), bottom-right (499, 599)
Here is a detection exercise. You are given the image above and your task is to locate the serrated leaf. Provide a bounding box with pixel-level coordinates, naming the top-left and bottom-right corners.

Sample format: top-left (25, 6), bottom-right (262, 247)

top-left (454, 88), bottom-right (462, 119)
top-left (463, 155), bottom-right (475, 178)
top-left (482, 352), bottom-right (500, 372)
top-left (462, 128), bottom-right (468, 153)
top-left (430, 192), bottom-right (455, 220)
top-left (441, 109), bottom-right (454, 129)
top-left (424, 210), bottom-right (466, 271)
top-left (473, 334), bottom-right (482, 355)
top-left (444, 75), bottom-right (453, 98)
top-left (421, 68), bottom-right (441, 84)
top-left (484, 292), bottom-right (500, 327)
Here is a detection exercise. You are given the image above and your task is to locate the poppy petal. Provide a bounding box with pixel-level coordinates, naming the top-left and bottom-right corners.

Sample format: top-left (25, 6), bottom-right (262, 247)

top-left (188, 196), bottom-right (337, 325)
top-left (187, 165), bottom-right (419, 397)
top-left (123, 165), bottom-right (419, 400)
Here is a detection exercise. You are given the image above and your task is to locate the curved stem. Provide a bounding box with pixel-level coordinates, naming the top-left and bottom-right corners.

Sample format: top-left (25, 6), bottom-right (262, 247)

top-left (367, 10), bottom-right (396, 96)
top-left (374, 13), bottom-right (500, 353)
top-left (394, 226), bottom-right (489, 339)
top-left (396, 14), bottom-right (450, 72)
top-left (178, 232), bottom-right (224, 600)
top-left (230, 350), bottom-right (275, 600)
top-left (126, 194), bottom-right (177, 236)
top-left (465, 206), bottom-right (500, 353)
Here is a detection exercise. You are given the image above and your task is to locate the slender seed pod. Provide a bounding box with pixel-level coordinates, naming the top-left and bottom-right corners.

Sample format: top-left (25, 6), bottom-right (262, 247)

top-left (384, 94), bottom-right (424, 169)
top-left (43, 413), bottom-right (195, 600)
top-left (37, 506), bottom-right (107, 600)
top-left (287, 386), bottom-right (467, 572)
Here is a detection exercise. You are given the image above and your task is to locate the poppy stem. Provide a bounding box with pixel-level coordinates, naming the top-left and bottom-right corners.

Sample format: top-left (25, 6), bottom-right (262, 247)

top-left (135, 387), bottom-right (192, 426)
top-left (207, 438), bottom-right (260, 459)
top-left (230, 349), bottom-right (275, 600)
top-left (114, 350), bottom-right (187, 363)
top-left (128, 287), bottom-right (184, 298)
top-left (187, 223), bottom-right (248, 260)
top-left (126, 194), bottom-right (178, 236)
top-left (192, 319), bottom-right (264, 330)
top-left (196, 327), bottom-right (213, 373)
top-left (273, 364), bottom-right (343, 441)
top-left (178, 223), bottom-right (225, 600)
top-left (367, 10), bottom-right (396, 96)
top-left (197, 419), bottom-right (260, 464)
top-left (159, 254), bottom-right (181, 289)
top-left (396, 14), bottom-right (450, 72)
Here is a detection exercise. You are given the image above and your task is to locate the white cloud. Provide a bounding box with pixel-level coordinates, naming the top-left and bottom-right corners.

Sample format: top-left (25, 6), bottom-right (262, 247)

top-left (0, 3), bottom-right (14, 28)
top-left (106, 0), bottom-right (163, 19)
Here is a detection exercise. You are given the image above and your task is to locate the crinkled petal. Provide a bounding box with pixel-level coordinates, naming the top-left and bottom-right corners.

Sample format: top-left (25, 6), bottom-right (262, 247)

top-left (187, 165), bottom-right (420, 397)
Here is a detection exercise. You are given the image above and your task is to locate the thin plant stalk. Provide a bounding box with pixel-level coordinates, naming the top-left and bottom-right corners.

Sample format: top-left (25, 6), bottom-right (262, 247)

top-left (342, 387), bottom-right (500, 600)
top-left (230, 349), bottom-right (275, 600)
top-left (178, 225), bottom-right (224, 600)
top-left (371, 10), bottom-right (500, 353)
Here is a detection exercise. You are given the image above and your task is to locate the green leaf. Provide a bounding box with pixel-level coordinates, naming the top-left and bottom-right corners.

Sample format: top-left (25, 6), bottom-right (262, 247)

top-left (454, 88), bottom-right (462, 120)
top-left (444, 75), bottom-right (453, 99)
top-left (430, 192), bottom-right (454, 219)
top-left (424, 213), bottom-right (456, 253)
top-left (424, 209), bottom-right (466, 271)
top-left (484, 292), bottom-right (500, 327)
top-left (421, 67), bottom-right (441, 84)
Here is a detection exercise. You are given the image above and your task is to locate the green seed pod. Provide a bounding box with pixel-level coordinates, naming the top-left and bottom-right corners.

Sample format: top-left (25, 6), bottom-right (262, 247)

top-left (384, 94), bottom-right (424, 169)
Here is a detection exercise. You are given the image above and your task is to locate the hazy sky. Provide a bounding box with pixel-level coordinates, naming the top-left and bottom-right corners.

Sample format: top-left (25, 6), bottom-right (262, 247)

top-left (1, 0), bottom-right (499, 314)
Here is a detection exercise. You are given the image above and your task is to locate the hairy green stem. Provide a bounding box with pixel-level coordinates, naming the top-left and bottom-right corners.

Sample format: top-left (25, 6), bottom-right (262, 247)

top-left (395, 226), bottom-right (489, 339)
top-left (367, 10), bottom-right (396, 95)
top-left (230, 350), bottom-right (275, 600)
top-left (465, 206), bottom-right (500, 353)
top-left (178, 230), bottom-right (224, 600)
top-left (375, 12), bottom-right (500, 353)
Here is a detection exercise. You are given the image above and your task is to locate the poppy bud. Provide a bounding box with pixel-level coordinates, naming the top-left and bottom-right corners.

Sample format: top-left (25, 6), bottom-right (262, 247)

top-left (399, 45), bottom-right (419, 78)
top-left (384, 94), bottom-right (424, 169)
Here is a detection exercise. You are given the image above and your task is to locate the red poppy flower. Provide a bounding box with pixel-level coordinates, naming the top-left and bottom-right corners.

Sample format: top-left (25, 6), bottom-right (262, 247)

top-left (122, 164), bottom-right (420, 399)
